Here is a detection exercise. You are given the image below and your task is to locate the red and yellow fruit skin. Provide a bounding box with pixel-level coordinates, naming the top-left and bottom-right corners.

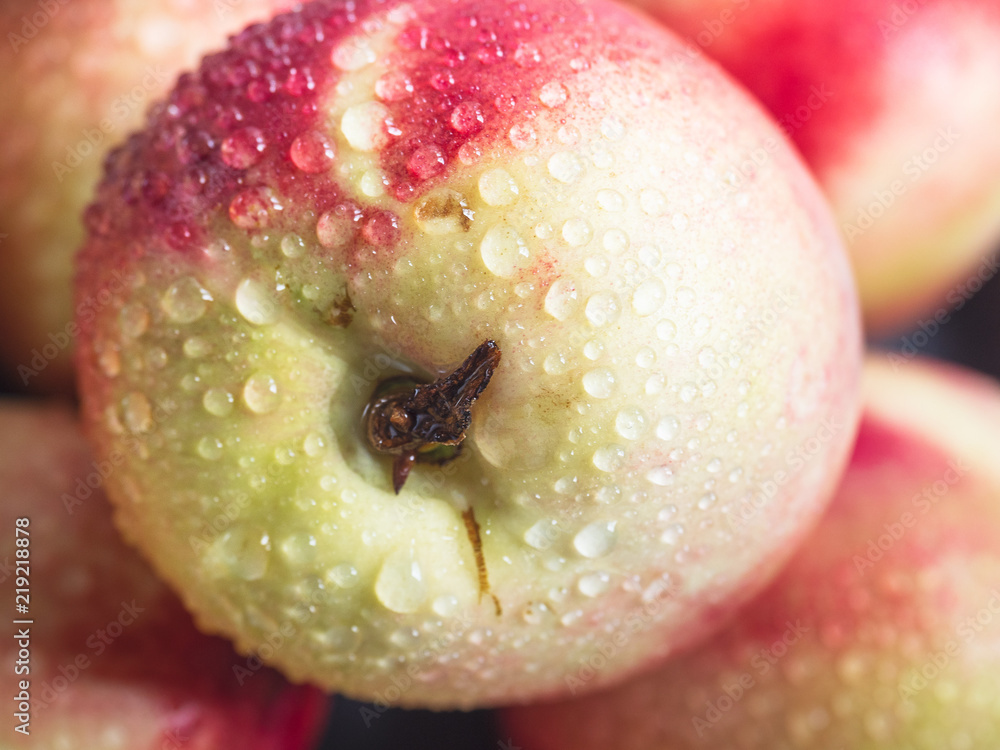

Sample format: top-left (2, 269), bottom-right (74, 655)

top-left (504, 354), bottom-right (1000, 750)
top-left (74, 0), bottom-right (860, 707)
top-left (0, 401), bottom-right (328, 748)
top-left (626, 0), bottom-right (1000, 333)
top-left (0, 0), bottom-right (295, 394)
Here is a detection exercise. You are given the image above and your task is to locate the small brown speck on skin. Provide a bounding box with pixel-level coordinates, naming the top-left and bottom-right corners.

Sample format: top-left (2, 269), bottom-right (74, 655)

top-left (327, 288), bottom-right (355, 327)
top-left (414, 190), bottom-right (474, 232)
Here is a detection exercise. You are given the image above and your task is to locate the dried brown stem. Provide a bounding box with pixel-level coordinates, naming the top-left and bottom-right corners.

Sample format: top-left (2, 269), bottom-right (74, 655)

top-left (364, 340), bottom-right (503, 615)
top-left (365, 339), bottom-right (501, 492)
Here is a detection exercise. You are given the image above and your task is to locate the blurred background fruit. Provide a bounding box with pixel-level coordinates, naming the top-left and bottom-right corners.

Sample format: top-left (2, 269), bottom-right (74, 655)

top-left (622, 0), bottom-right (1000, 334)
top-left (0, 400), bottom-right (328, 747)
top-left (0, 0), bottom-right (294, 394)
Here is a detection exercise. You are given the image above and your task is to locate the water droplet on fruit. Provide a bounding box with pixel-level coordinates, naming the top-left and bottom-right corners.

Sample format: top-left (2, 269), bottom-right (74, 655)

top-left (414, 189), bottom-right (471, 234)
top-left (524, 519), bottom-right (558, 550)
top-left (513, 42), bottom-right (541, 67)
top-left (449, 101), bottom-right (484, 134)
top-left (578, 571), bottom-right (611, 597)
top-left (407, 144), bottom-right (445, 180)
top-left (213, 526), bottom-right (269, 581)
top-left (543, 352), bottom-right (568, 374)
top-left (543, 279), bottom-right (577, 321)
top-left (602, 231), bottom-right (627, 256)
top-left (432, 594), bottom-right (460, 616)
top-left (478, 168), bottom-right (519, 206)
top-left (331, 35), bottom-right (376, 71)
top-left (600, 115), bottom-right (625, 141)
top-left (660, 523), bottom-right (683, 544)
top-left (584, 292), bottom-right (620, 327)
top-left (279, 534), bottom-right (317, 566)
top-left (658, 506), bottom-right (678, 522)
top-left (534, 222), bottom-right (554, 239)
top-left (289, 130), bottom-right (335, 173)
top-left (638, 245), bottom-right (661, 268)
top-left (97, 346), bottom-right (120, 377)
top-left (656, 319), bottom-right (677, 340)
top-left (646, 373), bottom-right (666, 395)
top-left (480, 224), bottom-right (528, 277)
top-left (508, 123), bottom-right (536, 150)
top-left (375, 70), bottom-right (413, 101)
top-left (183, 336), bottom-right (211, 358)
top-left (362, 210), bottom-right (400, 246)
top-left (592, 445), bottom-right (625, 473)
top-left (341, 101), bottom-right (389, 151)
top-left (615, 408), bottom-right (647, 440)
top-left (561, 218), bottom-right (592, 247)
top-left (647, 465), bottom-right (674, 486)
top-left (557, 124), bottom-right (580, 146)
top-left (145, 347), bottom-right (167, 370)
top-left (243, 373), bottom-right (280, 414)
top-left (197, 436), bottom-right (224, 460)
top-left (161, 277), bottom-right (211, 323)
top-left (103, 404), bottom-right (124, 434)
top-left (582, 369), bottom-right (615, 399)
top-left (596, 189), bottom-right (624, 212)
top-left (220, 127), bottom-right (266, 169)
top-left (203, 388), bottom-right (234, 416)
top-left (639, 188), bottom-right (666, 216)
top-left (360, 169), bottom-right (387, 197)
top-left (279, 233), bottom-right (306, 258)
top-left (122, 392), bottom-right (152, 433)
top-left (457, 142), bottom-right (481, 166)
top-left (303, 433), bottom-right (325, 456)
top-left (316, 209), bottom-right (355, 249)
top-left (429, 70), bottom-right (455, 91)
top-left (547, 152), bottom-right (583, 183)
top-left (635, 347), bottom-right (656, 368)
top-left (235, 278), bottom-right (279, 325)
top-left (328, 563), bottom-right (359, 588)
top-left (283, 68), bottom-right (315, 97)
top-left (551, 476), bottom-right (573, 494)
top-left (119, 303), bottom-right (149, 339)
top-left (375, 550), bottom-right (427, 613)
top-left (656, 416), bottom-right (680, 440)
top-left (632, 278), bottom-right (665, 316)
top-left (583, 340), bottom-right (604, 360)
top-left (573, 521), bottom-right (616, 558)
top-left (539, 82), bottom-right (568, 107)
top-left (229, 187), bottom-right (279, 229)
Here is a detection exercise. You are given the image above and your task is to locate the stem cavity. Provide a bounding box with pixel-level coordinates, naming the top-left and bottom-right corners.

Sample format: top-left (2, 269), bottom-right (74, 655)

top-left (364, 340), bottom-right (503, 615)
top-left (365, 339), bottom-right (501, 493)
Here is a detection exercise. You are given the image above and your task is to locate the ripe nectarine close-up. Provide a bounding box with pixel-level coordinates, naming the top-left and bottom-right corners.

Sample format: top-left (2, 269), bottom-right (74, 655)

top-left (0, 0), bottom-right (998, 748)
